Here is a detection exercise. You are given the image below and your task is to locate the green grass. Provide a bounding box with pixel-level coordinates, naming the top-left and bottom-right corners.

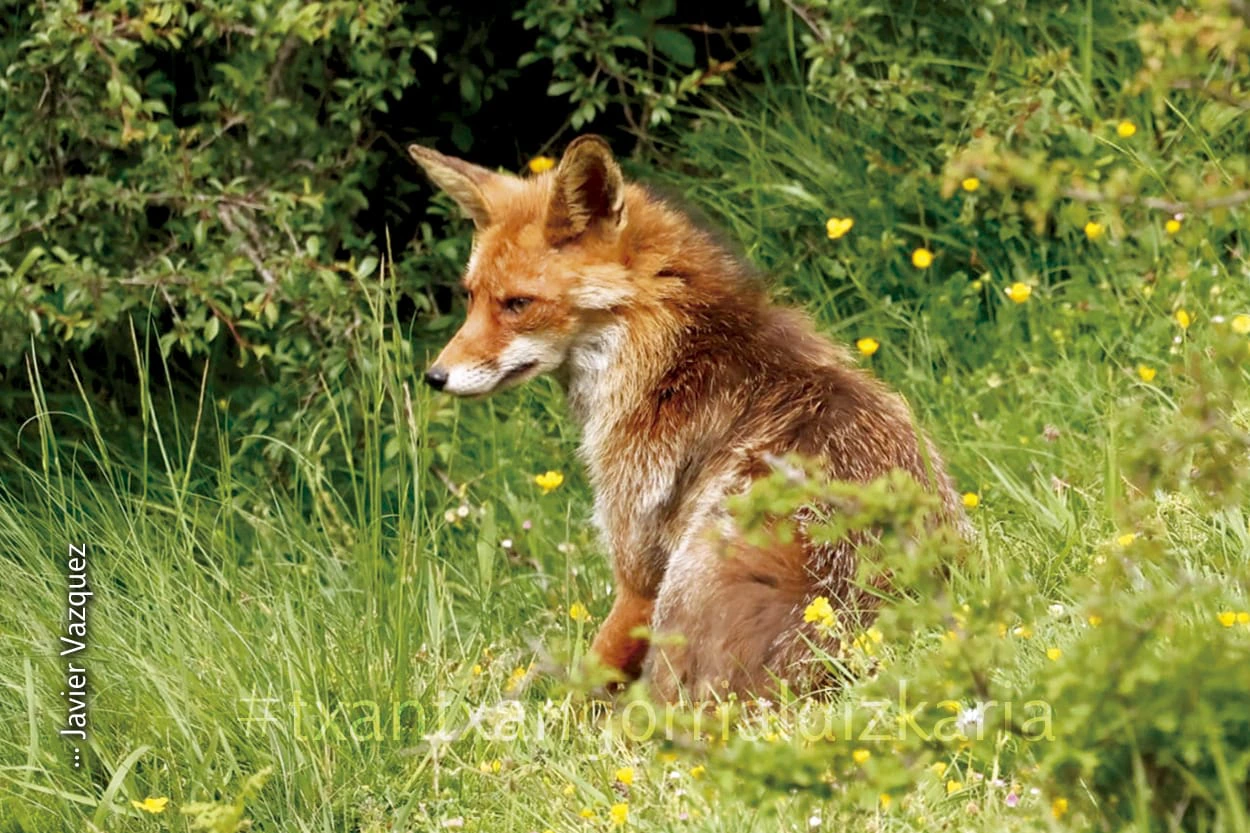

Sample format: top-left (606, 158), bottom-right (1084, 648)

top-left (3, 214), bottom-right (1247, 830)
top-left (3, 4), bottom-right (1250, 828)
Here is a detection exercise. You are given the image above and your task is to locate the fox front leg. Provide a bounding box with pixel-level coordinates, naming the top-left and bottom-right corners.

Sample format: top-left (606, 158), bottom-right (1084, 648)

top-left (588, 583), bottom-right (654, 686)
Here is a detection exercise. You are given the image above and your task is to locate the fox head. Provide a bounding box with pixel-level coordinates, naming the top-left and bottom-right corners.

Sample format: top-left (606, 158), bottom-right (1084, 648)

top-left (409, 136), bottom-right (651, 397)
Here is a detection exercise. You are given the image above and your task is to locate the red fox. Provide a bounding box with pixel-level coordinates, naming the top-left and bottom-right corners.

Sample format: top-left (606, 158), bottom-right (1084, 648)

top-left (409, 136), bottom-right (967, 700)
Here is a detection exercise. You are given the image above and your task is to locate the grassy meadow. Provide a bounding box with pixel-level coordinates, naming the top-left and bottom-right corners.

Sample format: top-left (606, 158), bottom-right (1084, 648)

top-left (3, 3), bottom-right (1250, 832)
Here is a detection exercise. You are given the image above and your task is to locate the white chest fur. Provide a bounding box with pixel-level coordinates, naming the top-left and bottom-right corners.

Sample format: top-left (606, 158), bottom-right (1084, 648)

top-left (562, 325), bottom-right (677, 542)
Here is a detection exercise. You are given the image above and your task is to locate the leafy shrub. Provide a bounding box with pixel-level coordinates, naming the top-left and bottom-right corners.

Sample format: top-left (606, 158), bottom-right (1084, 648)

top-left (517, 0), bottom-right (747, 135)
top-left (0, 0), bottom-right (432, 373)
top-left (0, 0), bottom-right (764, 470)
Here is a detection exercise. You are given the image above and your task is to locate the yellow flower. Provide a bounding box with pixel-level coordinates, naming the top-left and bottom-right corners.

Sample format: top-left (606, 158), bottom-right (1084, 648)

top-left (879, 792), bottom-right (893, 809)
top-left (609, 803), bottom-right (629, 826)
top-left (479, 759), bottom-right (502, 774)
top-left (930, 762), bottom-right (948, 777)
top-left (1239, 612), bottom-right (1250, 625)
top-left (563, 784), bottom-right (576, 796)
top-left (1218, 611), bottom-right (1237, 628)
top-left (826, 217), bottom-right (854, 240)
top-left (131, 797), bottom-right (169, 814)
top-left (1175, 308), bottom-right (1191, 329)
top-left (579, 808), bottom-right (596, 820)
top-left (852, 748), bottom-right (871, 765)
top-left (528, 156), bottom-right (556, 174)
top-left (1117, 533), bottom-right (1137, 547)
top-left (689, 764), bottom-right (706, 779)
top-left (946, 779), bottom-right (963, 795)
top-left (505, 664), bottom-right (529, 693)
top-left (911, 248), bottom-right (934, 269)
top-left (471, 663), bottom-right (483, 676)
top-left (1084, 221), bottom-right (1104, 241)
top-left (1087, 614), bottom-right (1103, 627)
top-left (962, 492), bottom-right (980, 510)
top-left (535, 470), bottom-right (564, 494)
top-left (1052, 797), bottom-right (1070, 819)
top-left (1046, 647), bottom-right (1062, 661)
top-left (1005, 282), bottom-right (1031, 304)
top-left (856, 337), bottom-right (880, 357)
top-left (568, 602), bottom-right (591, 623)
top-left (803, 596), bottom-right (836, 629)
top-left (1231, 313), bottom-right (1250, 335)
top-left (615, 767), bottom-right (634, 786)
top-left (1137, 365), bottom-right (1156, 383)
top-left (1165, 218), bottom-right (1182, 235)
top-left (961, 177), bottom-right (981, 192)
top-left (1116, 120), bottom-right (1137, 138)
top-left (851, 627), bottom-right (882, 657)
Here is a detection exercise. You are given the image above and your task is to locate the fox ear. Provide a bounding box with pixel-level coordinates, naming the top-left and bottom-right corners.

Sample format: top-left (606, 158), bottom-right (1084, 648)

top-left (407, 144), bottom-right (498, 228)
top-left (546, 135), bottom-right (626, 243)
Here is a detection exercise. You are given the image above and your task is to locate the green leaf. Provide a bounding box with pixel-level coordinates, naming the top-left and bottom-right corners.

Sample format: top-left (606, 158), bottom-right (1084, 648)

top-left (204, 315), bottom-right (220, 343)
top-left (355, 256), bottom-right (379, 279)
top-left (639, 0), bottom-right (676, 20)
top-left (652, 29), bottom-right (695, 67)
top-left (13, 246), bottom-right (46, 280)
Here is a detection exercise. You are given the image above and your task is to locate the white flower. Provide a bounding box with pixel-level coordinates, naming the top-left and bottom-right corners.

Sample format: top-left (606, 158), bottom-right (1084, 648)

top-left (956, 703), bottom-right (988, 736)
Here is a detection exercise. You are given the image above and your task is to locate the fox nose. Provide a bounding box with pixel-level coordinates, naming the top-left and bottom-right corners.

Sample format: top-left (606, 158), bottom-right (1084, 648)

top-left (424, 366), bottom-right (448, 391)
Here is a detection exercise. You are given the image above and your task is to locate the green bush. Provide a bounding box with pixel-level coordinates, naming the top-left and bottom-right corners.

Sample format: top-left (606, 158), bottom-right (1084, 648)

top-left (0, 0), bottom-right (432, 371)
top-left (518, 0), bottom-right (744, 134)
top-left (0, 0), bottom-right (758, 461)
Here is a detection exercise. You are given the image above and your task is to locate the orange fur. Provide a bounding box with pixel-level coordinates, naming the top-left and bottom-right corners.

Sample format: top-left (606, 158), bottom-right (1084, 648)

top-left (590, 584), bottom-right (654, 686)
top-left (409, 136), bottom-right (967, 700)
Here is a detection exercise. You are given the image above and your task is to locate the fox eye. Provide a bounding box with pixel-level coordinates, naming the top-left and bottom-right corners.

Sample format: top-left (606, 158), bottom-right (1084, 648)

top-left (502, 296), bottom-right (533, 314)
